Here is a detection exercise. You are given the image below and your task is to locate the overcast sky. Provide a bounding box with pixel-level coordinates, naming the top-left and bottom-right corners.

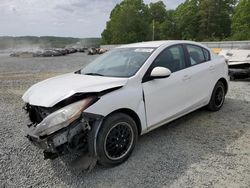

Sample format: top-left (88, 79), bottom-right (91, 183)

top-left (0, 0), bottom-right (184, 38)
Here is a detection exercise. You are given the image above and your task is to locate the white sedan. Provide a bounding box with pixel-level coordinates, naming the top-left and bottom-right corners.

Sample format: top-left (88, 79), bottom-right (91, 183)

top-left (23, 40), bottom-right (229, 168)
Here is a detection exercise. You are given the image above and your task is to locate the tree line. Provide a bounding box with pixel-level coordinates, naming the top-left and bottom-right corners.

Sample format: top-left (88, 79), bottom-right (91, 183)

top-left (101, 0), bottom-right (250, 44)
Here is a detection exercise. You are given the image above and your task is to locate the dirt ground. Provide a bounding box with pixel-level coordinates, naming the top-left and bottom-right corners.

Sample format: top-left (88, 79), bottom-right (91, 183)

top-left (0, 53), bottom-right (250, 188)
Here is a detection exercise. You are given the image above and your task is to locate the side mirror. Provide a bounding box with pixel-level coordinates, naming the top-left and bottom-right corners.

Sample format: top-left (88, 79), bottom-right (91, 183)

top-left (150, 67), bottom-right (171, 79)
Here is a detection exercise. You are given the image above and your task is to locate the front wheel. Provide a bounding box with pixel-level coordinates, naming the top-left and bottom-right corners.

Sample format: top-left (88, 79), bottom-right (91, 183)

top-left (96, 113), bottom-right (138, 167)
top-left (207, 81), bottom-right (225, 111)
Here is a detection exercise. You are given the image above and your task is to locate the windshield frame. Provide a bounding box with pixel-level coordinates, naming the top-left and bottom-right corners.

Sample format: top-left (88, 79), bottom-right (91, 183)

top-left (80, 47), bottom-right (156, 78)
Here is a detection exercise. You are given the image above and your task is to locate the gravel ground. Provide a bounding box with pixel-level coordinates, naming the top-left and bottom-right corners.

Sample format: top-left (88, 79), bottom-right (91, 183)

top-left (0, 53), bottom-right (250, 188)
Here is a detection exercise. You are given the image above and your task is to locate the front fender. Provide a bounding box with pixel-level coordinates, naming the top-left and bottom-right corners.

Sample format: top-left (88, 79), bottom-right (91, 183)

top-left (84, 81), bottom-right (147, 135)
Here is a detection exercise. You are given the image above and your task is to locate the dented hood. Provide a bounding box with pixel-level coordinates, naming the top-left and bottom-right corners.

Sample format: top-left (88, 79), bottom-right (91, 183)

top-left (22, 73), bottom-right (128, 107)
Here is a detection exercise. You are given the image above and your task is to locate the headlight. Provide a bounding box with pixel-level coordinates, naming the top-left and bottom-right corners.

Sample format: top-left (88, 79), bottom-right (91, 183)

top-left (32, 97), bottom-right (95, 136)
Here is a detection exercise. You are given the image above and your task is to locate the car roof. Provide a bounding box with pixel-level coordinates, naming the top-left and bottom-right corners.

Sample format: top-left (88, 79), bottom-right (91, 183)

top-left (118, 40), bottom-right (206, 49)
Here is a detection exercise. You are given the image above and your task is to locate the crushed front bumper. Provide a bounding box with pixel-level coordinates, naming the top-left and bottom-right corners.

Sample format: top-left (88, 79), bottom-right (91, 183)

top-left (25, 113), bottom-right (104, 160)
top-left (26, 117), bottom-right (90, 159)
top-left (27, 134), bottom-right (51, 151)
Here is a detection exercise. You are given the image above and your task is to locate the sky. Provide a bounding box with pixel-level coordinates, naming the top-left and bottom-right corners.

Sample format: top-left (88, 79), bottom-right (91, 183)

top-left (0, 0), bottom-right (184, 38)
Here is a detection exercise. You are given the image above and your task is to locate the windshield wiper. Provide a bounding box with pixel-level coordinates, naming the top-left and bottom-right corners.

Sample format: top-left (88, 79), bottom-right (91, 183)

top-left (84, 73), bottom-right (104, 76)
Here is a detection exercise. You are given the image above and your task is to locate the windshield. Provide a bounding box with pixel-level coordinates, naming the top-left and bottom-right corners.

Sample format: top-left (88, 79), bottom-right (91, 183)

top-left (81, 47), bottom-right (155, 77)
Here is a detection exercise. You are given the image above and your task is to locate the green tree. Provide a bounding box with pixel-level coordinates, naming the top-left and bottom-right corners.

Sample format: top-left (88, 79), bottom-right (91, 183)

top-left (198, 0), bottom-right (236, 40)
top-left (231, 0), bottom-right (250, 40)
top-left (159, 10), bottom-right (178, 39)
top-left (101, 0), bottom-right (150, 44)
top-left (102, 0), bottom-right (243, 43)
top-left (149, 1), bottom-right (167, 22)
top-left (175, 0), bottom-right (200, 40)
top-left (148, 1), bottom-right (167, 40)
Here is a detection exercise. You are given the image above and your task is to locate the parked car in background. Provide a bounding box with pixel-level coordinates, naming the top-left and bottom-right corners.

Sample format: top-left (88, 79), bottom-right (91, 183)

top-left (22, 40), bottom-right (229, 169)
top-left (219, 45), bottom-right (250, 79)
top-left (88, 48), bottom-right (108, 55)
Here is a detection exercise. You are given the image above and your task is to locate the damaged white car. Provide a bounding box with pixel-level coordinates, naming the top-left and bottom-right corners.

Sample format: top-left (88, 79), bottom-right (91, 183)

top-left (23, 41), bottom-right (229, 168)
top-left (219, 45), bottom-right (250, 79)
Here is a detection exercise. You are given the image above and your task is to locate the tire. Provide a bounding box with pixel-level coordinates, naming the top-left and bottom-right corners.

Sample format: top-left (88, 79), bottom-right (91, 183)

top-left (207, 81), bottom-right (225, 111)
top-left (96, 113), bottom-right (138, 167)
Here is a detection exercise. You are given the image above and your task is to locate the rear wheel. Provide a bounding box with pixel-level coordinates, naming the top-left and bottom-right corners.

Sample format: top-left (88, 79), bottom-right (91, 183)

top-left (207, 81), bottom-right (225, 111)
top-left (96, 113), bottom-right (138, 167)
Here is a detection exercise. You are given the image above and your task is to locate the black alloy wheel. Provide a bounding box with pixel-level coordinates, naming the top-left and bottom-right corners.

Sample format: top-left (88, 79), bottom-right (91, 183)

top-left (207, 81), bottom-right (225, 111)
top-left (96, 113), bottom-right (138, 167)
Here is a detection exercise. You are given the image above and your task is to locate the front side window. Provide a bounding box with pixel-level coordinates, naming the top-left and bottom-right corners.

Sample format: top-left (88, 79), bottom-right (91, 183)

top-left (186, 45), bottom-right (207, 65)
top-left (81, 48), bottom-right (154, 78)
top-left (151, 45), bottom-right (186, 73)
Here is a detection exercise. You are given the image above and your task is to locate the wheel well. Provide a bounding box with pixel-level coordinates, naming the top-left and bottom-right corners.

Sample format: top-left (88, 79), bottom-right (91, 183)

top-left (106, 108), bottom-right (142, 135)
top-left (218, 78), bottom-right (228, 94)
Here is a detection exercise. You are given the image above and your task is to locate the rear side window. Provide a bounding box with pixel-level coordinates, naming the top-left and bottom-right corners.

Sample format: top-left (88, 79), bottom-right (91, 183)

top-left (203, 48), bottom-right (210, 61)
top-left (186, 45), bottom-right (207, 65)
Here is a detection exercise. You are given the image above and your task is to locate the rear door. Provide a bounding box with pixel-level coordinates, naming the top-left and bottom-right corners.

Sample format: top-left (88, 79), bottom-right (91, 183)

top-left (183, 44), bottom-right (214, 107)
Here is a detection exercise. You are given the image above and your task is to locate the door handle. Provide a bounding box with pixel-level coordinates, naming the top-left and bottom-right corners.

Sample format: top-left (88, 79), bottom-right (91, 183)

top-left (209, 66), bottom-right (215, 71)
top-left (183, 75), bottom-right (191, 81)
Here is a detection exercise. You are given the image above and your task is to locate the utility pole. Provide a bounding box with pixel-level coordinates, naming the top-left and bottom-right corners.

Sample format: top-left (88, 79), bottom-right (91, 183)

top-left (152, 19), bottom-right (155, 41)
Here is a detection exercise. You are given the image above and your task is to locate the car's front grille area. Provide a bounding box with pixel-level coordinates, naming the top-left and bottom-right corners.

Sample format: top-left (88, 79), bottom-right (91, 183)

top-left (24, 104), bottom-right (55, 125)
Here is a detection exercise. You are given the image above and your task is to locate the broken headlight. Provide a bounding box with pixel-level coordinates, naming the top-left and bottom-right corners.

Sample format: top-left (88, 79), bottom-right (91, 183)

top-left (32, 97), bottom-right (95, 136)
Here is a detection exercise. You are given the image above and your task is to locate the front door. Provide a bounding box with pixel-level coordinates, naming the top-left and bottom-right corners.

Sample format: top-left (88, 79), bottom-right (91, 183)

top-left (142, 45), bottom-right (191, 128)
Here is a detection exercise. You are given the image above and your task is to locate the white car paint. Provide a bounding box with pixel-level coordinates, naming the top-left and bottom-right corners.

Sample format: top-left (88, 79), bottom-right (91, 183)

top-left (22, 73), bottom-right (128, 107)
top-left (23, 40), bottom-right (229, 135)
top-left (150, 67), bottom-right (171, 77)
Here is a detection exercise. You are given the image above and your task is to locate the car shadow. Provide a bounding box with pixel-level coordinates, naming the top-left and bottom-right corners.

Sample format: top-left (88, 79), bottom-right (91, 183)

top-left (49, 97), bottom-right (250, 187)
